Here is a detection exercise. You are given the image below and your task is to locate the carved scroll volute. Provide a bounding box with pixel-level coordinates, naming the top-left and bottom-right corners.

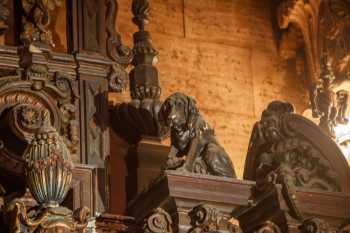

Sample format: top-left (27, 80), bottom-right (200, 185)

top-left (143, 208), bottom-right (173, 233)
top-left (300, 218), bottom-right (336, 233)
top-left (105, 0), bottom-right (133, 92)
top-left (188, 204), bottom-right (241, 233)
top-left (254, 221), bottom-right (281, 233)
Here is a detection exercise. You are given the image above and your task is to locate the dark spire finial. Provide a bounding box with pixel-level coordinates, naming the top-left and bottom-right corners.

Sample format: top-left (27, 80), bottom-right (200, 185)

top-left (130, 0), bottom-right (160, 100)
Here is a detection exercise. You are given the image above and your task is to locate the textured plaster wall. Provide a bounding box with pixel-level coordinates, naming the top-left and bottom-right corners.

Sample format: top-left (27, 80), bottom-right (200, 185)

top-left (110, 0), bottom-right (309, 178)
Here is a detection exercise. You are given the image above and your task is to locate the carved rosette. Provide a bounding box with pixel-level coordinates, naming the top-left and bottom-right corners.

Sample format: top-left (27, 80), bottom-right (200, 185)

top-left (143, 208), bottom-right (173, 233)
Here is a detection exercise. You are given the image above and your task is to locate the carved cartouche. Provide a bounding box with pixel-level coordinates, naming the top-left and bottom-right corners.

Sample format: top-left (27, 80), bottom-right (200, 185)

top-left (159, 92), bottom-right (236, 178)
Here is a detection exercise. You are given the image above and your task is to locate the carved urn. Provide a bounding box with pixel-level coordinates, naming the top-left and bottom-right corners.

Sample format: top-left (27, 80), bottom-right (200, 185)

top-left (23, 111), bottom-right (73, 208)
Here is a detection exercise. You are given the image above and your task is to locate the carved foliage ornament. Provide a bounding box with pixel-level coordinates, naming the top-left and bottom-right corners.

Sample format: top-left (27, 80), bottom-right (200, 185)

top-left (245, 101), bottom-right (341, 192)
top-left (0, 65), bottom-right (79, 202)
top-left (20, 0), bottom-right (63, 48)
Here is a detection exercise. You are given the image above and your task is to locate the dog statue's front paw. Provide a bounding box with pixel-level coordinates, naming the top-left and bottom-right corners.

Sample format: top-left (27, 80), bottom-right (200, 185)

top-left (165, 156), bottom-right (184, 170)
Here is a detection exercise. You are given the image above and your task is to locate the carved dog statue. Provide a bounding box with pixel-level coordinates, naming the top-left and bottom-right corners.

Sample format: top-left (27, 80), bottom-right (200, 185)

top-left (159, 92), bottom-right (236, 178)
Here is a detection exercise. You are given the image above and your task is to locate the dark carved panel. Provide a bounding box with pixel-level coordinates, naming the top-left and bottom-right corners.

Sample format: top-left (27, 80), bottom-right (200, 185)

top-left (68, 0), bottom-right (107, 54)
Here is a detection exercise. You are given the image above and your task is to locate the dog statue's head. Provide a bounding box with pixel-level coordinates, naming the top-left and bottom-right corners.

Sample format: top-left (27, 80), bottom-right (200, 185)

top-left (159, 92), bottom-right (199, 152)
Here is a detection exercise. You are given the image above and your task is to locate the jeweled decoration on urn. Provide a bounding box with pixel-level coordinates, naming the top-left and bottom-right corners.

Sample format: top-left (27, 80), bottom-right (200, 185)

top-left (24, 116), bottom-right (73, 207)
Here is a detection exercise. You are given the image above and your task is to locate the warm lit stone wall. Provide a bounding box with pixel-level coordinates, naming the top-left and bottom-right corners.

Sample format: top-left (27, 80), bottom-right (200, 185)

top-left (111, 0), bottom-right (309, 177)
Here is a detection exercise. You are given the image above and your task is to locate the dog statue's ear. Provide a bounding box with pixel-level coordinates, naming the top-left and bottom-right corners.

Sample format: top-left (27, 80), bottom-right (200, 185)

top-left (158, 100), bottom-right (168, 127)
top-left (186, 95), bottom-right (199, 131)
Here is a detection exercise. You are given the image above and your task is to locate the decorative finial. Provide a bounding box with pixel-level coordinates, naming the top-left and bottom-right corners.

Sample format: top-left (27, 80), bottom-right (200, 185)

top-left (130, 0), bottom-right (160, 100)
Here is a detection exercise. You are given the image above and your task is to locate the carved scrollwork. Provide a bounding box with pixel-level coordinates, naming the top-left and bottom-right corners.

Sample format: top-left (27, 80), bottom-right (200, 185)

top-left (3, 199), bottom-right (90, 232)
top-left (105, 0), bottom-right (133, 93)
top-left (245, 101), bottom-right (345, 193)
top-left (188, 204), bottom-right (241, 233)
top-left (111, 0), bottom-right (167, 141)
top-left (300, 218), bottom-right (336, 233)
top-left (143, 208), bottom-right (173, 233)
top-left (254, 221), bottom-right (281, 233)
